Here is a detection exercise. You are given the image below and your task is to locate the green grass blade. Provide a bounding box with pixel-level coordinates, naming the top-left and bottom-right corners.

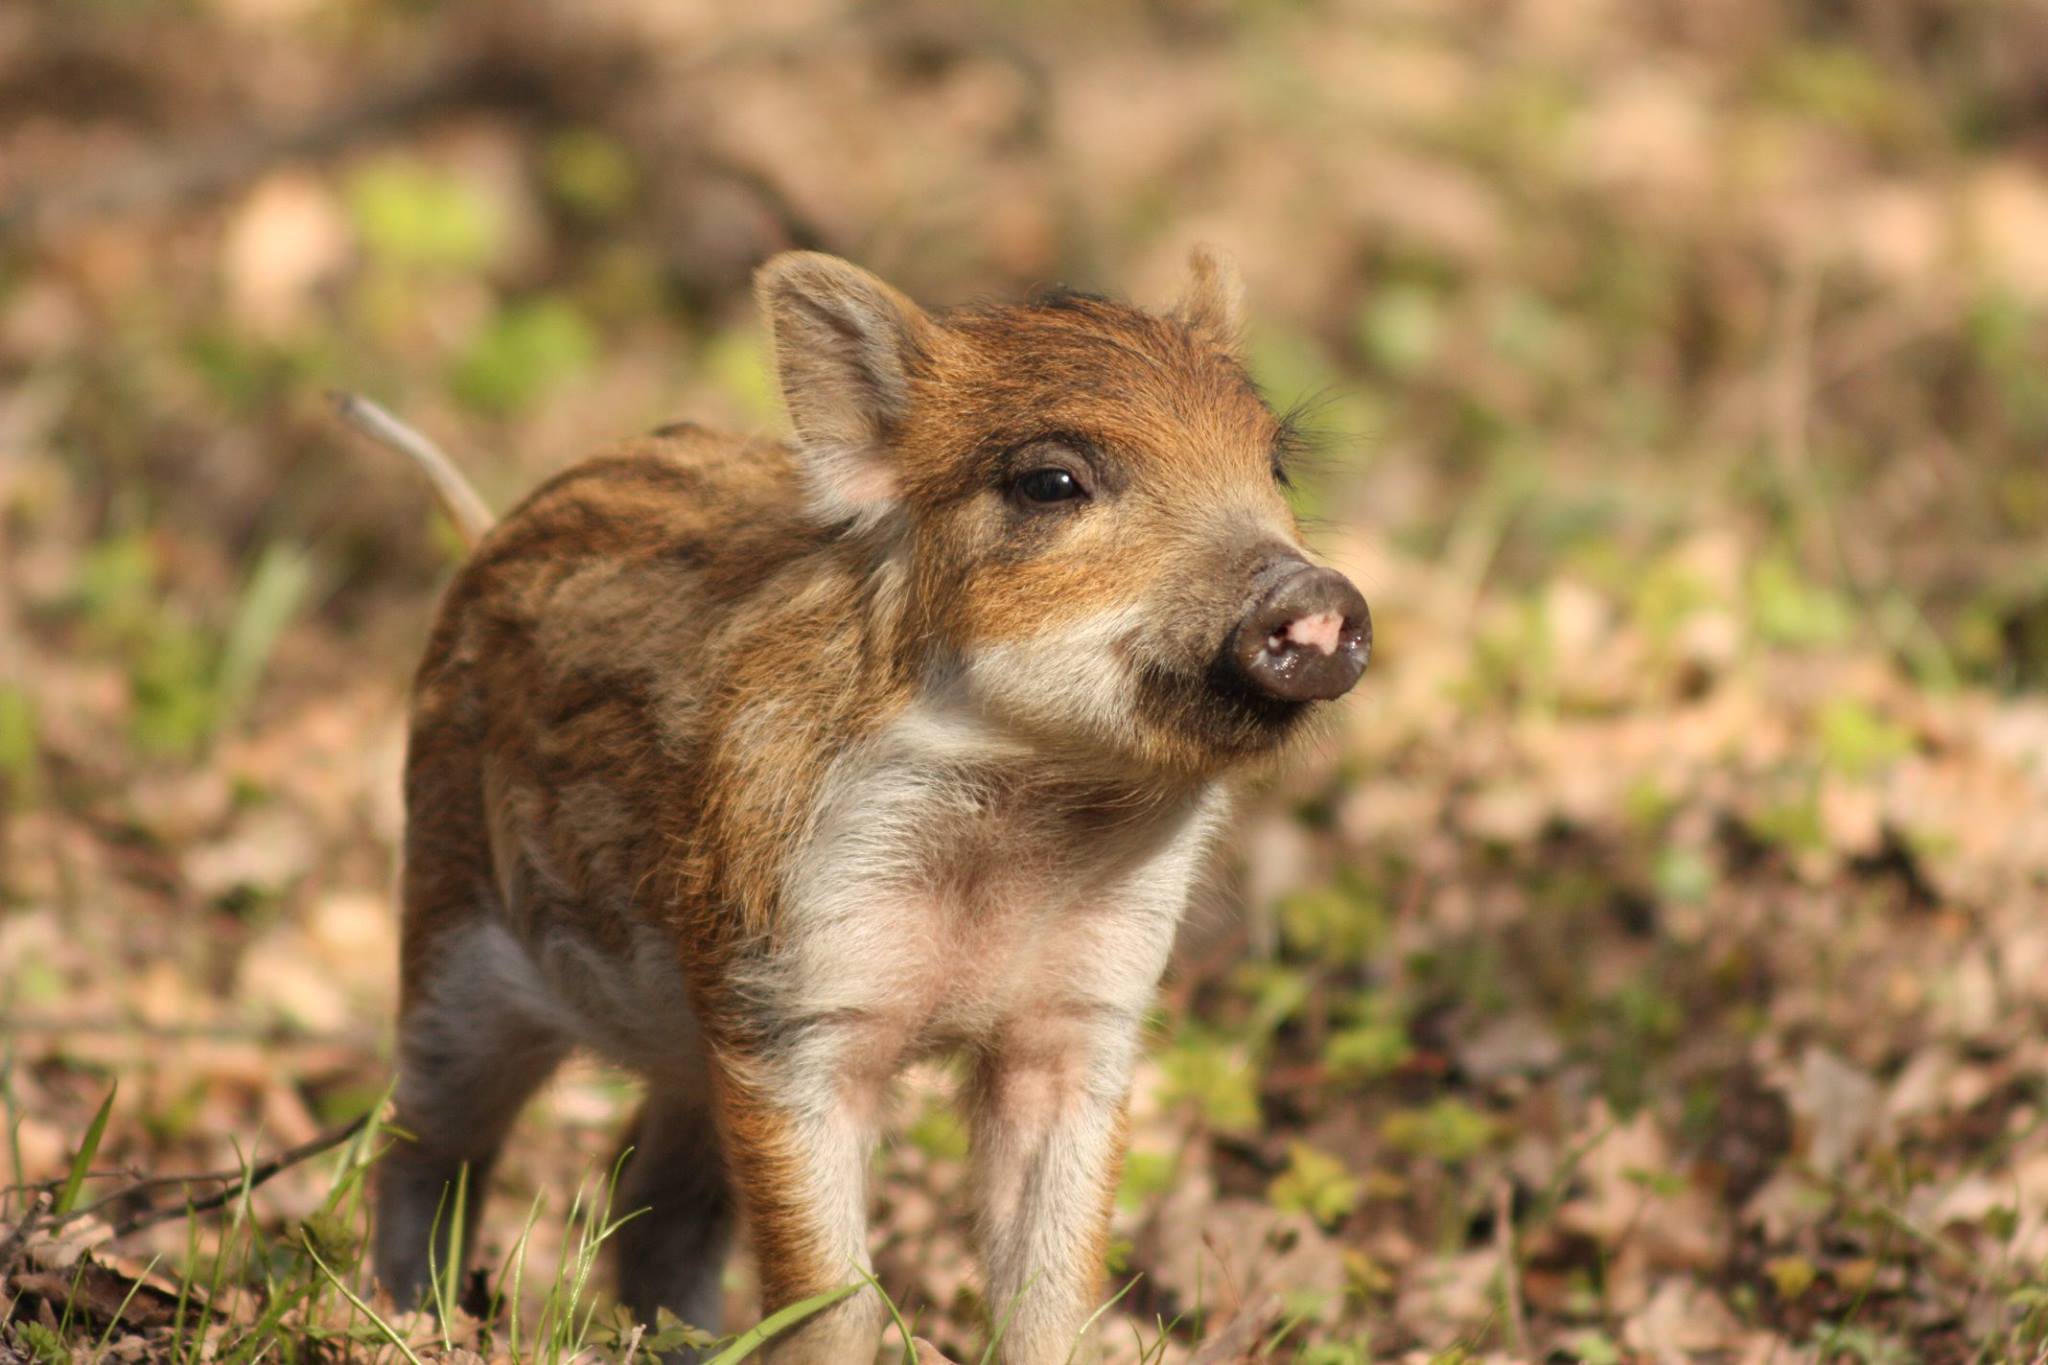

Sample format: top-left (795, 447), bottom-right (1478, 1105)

top-left (2, 1053), bottom-right (30, 1200)
top-left (1062, 1274), bottom-right (1142, 1365)
top-left (978, 1271), bottom-right (1040, 1365)
top-left (55, 1084), bottom-right (116, 1215)
top-left (218, 1274), bottom-right (312, 1365)
top-left (501, 1189), bottom-right (547, 1364)
top-left (212, 543), bottom-right (316, 734)
top-left (88, 1252), bottom-right (161, 1364)
top-left (702, 1282), bottom-right (865, 1365)
top-left (300, 1231), bottom-right (424, 1365)
top-left (536, 1178), bottom-right (592, 1364)
top-left (56, 1256), bottom-right (91, 1339)
top-left (560, 1148), bottom-right (641, 1360)
top-left (168, 1205), bottom-right (201, 1365)
top-left (851, 1264), bottom-right (918, 1364)
top-left (194, 1196), bottom-right (236, 1365)
top-left (430, 1163), bottom-right (469, 1352)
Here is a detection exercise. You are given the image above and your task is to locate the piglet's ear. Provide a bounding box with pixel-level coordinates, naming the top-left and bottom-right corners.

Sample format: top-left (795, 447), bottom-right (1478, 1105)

top-left (1175, 243), bottom-right (1247, 353)
top-left (756, 252), bottom-right (929, 523)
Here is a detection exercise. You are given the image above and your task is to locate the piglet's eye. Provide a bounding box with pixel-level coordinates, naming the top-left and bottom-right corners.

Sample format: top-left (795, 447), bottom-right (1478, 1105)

top-left (1014, 467), bottom-right (1087, 505)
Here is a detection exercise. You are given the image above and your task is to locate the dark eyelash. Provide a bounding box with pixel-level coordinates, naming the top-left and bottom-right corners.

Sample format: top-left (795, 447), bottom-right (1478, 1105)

top-left (1271, 397), bottom-right (1330, 490)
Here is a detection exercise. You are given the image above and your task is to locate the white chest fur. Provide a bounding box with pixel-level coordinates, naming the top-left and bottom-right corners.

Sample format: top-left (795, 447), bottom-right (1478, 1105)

top-left (759, 699), bottom-right (1230, 1061)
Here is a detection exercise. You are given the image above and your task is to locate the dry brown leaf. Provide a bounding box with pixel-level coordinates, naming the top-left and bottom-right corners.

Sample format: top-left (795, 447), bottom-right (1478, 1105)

top-left (1622, 1278), bottom-right (1742, 1362)
top-left (1787, 1046), bottom-right (1883, 1179)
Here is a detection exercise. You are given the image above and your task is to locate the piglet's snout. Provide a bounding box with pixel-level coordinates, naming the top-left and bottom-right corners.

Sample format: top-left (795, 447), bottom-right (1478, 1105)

top-left (1226, 563), bottom-right (1371, 702)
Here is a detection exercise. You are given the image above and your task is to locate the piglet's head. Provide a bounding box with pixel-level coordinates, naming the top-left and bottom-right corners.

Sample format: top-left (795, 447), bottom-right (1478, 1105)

top-left (756, 248), bottom-right (1369, 777)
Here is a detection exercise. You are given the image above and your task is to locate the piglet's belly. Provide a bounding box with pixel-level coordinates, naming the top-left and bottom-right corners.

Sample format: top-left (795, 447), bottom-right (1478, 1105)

top-left (760, 885), bottom-right (1180, 1060)
top-left (874, 898), bottom-right (1057, 1047)
top-left (508, 920), bottom-right (710, 1079)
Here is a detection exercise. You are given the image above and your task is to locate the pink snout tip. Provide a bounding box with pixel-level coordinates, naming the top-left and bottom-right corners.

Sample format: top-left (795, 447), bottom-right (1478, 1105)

top-left (1228, 563), bottom-right (1371, 704)
top-left (1271, 610), bottom-right (1344, 657)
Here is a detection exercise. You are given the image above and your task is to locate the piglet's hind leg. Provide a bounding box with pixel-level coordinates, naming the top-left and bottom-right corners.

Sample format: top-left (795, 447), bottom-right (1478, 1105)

top-left (611, 1087), bottom-right (734, 1361)
top-left (374, 923), bottom-right (570, 1310)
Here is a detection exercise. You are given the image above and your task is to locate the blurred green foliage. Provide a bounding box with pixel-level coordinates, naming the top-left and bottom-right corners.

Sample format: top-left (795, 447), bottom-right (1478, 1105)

top-left (1157, 1030), bottom-right (1261, 1134)
top-left (1379, 1100), bottom-right (1497, 1165)
top-left (348, 157), bottom-right (506, 275)
top-left (1269, 1142), bottom-right (1362, 1229)
top-left (451, 299), bottom-right (598, 414)
top-left (1814, 698), bottom-right (1913, 779)
top-left (543, 131), bottom-right (639, 223)
top-left (66, 533), bottom-right (314, 757)
top-left (0, 685), bottom-right (38, 809)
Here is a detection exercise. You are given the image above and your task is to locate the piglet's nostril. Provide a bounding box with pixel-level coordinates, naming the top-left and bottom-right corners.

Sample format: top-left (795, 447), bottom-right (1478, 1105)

top-left (1270, 610), bottom-right (1344, 657)
top-left (1227, 566), bottom-right (1370, 704)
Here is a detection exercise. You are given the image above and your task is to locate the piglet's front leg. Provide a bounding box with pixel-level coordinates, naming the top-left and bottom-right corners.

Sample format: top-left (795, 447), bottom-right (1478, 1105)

top-left (967, 1006), bottom-right (1146, 1365)
top-left (711, 1035), bottom-right (892, 1364)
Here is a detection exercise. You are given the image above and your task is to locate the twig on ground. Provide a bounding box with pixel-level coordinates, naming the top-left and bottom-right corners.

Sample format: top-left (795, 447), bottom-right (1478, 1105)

top-left (0, 1013), bottom-right (372, 1045)
top-left (1186, 1292), bottom-right (1279, 1365)
top-left (39, 1113), bottom-right (372, 1238)
top-left (0, 1191), bottom-right (50, 1278)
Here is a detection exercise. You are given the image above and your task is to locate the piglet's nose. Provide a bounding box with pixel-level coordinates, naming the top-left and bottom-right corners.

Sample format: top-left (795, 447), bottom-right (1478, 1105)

top-left (1228, 564), bottom-right (1371, 703)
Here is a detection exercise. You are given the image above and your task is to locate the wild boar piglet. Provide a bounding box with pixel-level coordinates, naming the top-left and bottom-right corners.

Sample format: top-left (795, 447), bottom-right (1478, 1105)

top-left (372, 246), bottom-right (1370, 1364)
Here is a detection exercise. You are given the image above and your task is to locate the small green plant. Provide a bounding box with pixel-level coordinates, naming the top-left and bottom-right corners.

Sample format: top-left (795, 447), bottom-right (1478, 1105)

top-left (1815, 697), bottom-right (1913, 778)
top-left (451, 298), bottom-right (599, 415)
top-left (1296, 1342), bottom-right (1373, 1365)
top-left (543, 130), bottom-right (639, 222)
top-left (1115, 1148), bottom-right (1178, 1210)
top-left (348, 156), bottom-right (506, 273)
top-left (1269, 1142), bottom-right (1361, 1229)
top-left (1277, 878), bottom-right (1388, 964)
top-left (0, 683), bottom-right (39, 809)
top-left (12, 1320), bottom-right (69, 1365)
top-left (1380, 1099), bottom-right (1498, 1165)
top-left (1565, 1329), bottom-right (1624, 1364)
top-left (1750, 553), bottom-right (1856, 650)
top-left (1157, 1033), bottom-right (1261, 1134)
top-left (215, 544), bottom-right (317, 730)
top-left (1328, 1023), bottom-right (1412, 1085)
top-left (69, 535), bottom-right (315, 758)
top-left (1749, 787), bottom-right (1826, 855)
top-left (1652, 846), bottom-right (1714, 904)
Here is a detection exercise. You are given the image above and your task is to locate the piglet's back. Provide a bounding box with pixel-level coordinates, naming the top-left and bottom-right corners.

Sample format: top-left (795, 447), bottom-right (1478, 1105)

top-left (398, 425), bottom-right (830, 971)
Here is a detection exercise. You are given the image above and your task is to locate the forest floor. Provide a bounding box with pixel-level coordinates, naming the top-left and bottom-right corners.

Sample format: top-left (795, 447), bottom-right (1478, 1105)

top-left (4, 1), bottom-right (2048, 1361)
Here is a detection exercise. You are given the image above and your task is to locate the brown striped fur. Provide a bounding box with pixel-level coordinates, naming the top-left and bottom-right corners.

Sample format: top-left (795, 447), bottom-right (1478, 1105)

top-left (373, 248), bottom-right (1361, 1363)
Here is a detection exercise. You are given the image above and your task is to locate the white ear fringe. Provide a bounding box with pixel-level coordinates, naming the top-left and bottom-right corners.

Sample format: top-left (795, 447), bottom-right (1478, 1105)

top-left (799, 439), bottom-right (904, 532)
